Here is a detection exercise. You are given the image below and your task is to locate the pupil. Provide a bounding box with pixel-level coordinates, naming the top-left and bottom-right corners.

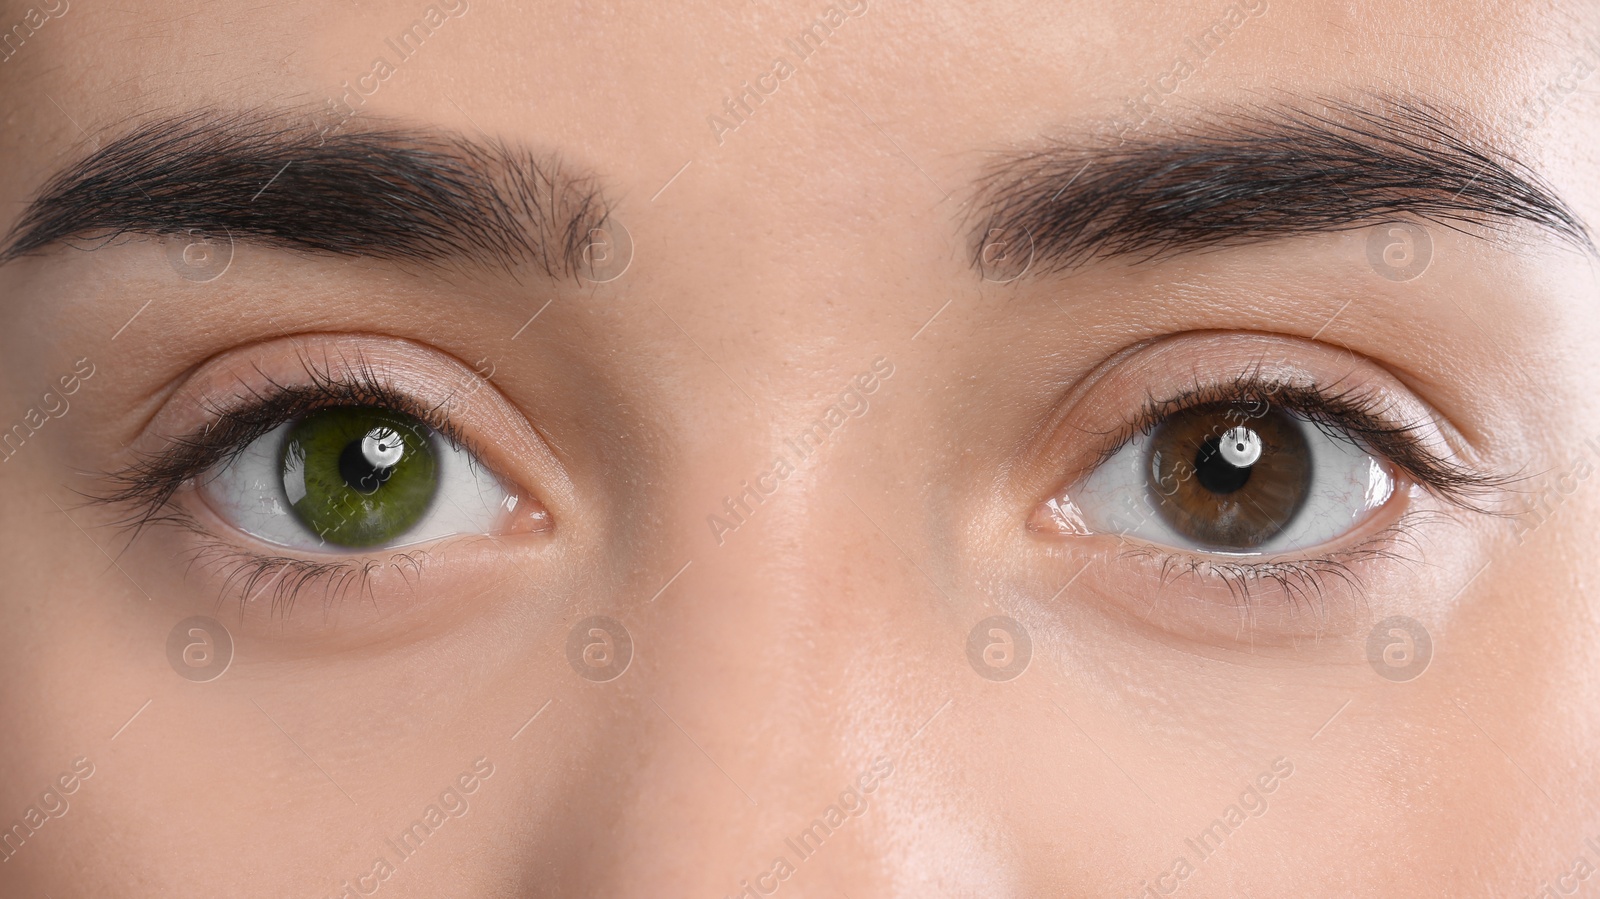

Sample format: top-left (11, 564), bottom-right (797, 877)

top-left (1144, 403), bottom-right (1312, 551)
top-left (338, 437), bottom-right (396, 494)
top-left (1193, 435), bottom-right (1253, 494)
top-left (281, 407), bottom-right (440, 549)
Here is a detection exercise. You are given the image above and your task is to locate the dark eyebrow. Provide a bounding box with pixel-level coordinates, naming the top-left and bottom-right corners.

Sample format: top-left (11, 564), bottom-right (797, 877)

top-left (970, 98), bottom-right (1594, 276)
top-left (0, 109), bottom-right (611, 278)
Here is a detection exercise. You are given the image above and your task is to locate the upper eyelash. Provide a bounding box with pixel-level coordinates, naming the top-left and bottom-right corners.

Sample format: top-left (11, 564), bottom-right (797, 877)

top-left (84, 351), bottom-right (493, 619)
top-left (85, 349), bottom-right (480, 540)
top-left (1063, 368), bottom-right (1508, 614)
top-left (90, 354), bottom-right (1511, 620)
top-left (1085, 366), bottom-right (1511, 513)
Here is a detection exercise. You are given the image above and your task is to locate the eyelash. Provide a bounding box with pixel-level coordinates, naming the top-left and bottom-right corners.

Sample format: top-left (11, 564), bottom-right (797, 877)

top-left (90, 360), bottom-right (1508, 620)
top-left (89, 355), bottom-right (483, 618)
top-left (1092, 369), bottom-right (1503, 507)
top-left (1121, 511), bottom-right (1445, 617)
top-left (1072, 369), bottom-right (1508, 609)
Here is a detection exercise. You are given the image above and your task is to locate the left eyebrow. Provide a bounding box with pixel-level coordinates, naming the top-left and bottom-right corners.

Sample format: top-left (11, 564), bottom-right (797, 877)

top-left (0, 108), bottom-right (611, 279)
top-left (969, 97), bottom-right (1594, 276)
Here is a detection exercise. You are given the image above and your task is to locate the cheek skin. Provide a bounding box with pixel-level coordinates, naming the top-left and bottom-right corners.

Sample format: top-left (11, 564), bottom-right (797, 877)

top-left (0, 0), bottom-right (1596, 896)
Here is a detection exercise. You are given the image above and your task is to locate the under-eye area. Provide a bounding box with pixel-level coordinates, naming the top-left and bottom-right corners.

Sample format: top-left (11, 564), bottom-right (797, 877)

top-left (1019, 332), bottom-right (1511, 639)
top-left (2, 2), bottom-right (1599, 896)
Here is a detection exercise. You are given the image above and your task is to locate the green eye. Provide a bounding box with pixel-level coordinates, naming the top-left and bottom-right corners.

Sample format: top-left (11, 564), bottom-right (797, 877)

top-left (281, 407), bottom-right (439, 548)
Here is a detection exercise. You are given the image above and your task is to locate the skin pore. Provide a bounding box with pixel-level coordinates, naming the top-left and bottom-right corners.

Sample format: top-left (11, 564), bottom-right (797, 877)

top-left (1, 0), bottom-right (1598, 896)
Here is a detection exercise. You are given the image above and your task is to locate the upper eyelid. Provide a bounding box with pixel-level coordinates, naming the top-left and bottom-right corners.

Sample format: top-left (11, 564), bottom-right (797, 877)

top-left (1073, 374), bottom-right (1506, 513)
top-left (1082, 376), bottom-right (1340, 470)
top-left (89, 360), bottom-right (494, 539)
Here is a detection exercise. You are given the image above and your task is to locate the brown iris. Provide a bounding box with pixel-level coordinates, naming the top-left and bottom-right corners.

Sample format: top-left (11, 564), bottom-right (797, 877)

top-left (1147, 402), bottom-right (1311, 550)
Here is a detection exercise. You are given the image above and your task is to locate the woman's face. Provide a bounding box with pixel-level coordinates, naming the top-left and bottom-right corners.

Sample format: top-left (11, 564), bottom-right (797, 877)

top-left (2, 0), bottom-right (1598, 895)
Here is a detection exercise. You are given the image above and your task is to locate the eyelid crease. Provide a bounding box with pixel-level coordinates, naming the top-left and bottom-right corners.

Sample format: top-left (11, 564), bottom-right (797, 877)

top-left (84, 349), bottom-right (489, 543)
top-left (1076, 364), bottom-right (1512, 515)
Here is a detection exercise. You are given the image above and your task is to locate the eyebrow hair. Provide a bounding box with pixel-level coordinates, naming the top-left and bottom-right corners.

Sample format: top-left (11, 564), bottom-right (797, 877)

top-left (0, 110), bottom-right (611, 278)
top-left (970, 98), bottom-right (1594, 275)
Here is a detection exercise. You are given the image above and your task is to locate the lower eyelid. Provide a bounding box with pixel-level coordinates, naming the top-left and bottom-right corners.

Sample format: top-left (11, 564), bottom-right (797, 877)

top-left (78, 334), bottom-right (585, 642)
top-left (178, 531), bottom-right (528, 634)
top-left (1035, 509), bottom-right (1437, 649)
top-left (148, 429), bottom-right (551, 627)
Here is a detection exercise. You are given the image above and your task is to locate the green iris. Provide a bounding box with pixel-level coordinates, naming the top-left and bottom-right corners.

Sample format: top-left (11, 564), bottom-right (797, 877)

top-left (280, 407), bottom-right (439, 548)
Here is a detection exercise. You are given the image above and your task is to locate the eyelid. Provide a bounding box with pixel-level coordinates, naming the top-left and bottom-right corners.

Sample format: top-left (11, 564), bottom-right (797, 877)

top-left (1013, 331), bottom-right (1504, 514)
top-left (1009, 332), bottom-right (1514, 629)
top-left (96, 332), bottom-right (575, 539)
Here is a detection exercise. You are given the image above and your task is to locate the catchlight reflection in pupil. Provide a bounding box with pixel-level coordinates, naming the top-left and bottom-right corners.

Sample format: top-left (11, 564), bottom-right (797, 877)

top-left (280, 407), bottom-right (440, 548)
top-left (340, 426), bottom-right (404, 494)
top-left (1148, 403), bottom-right (1313, 550)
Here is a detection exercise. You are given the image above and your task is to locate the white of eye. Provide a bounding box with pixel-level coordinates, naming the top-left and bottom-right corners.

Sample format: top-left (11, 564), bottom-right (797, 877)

top-left (198, 420), bottom-right (512, 552)
top-left (1067, 416), bottom-right (1394, 555)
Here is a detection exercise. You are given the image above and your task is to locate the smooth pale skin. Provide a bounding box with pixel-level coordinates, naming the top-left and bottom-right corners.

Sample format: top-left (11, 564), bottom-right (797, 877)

top-left (2, 0), bottom-right (1599, 895)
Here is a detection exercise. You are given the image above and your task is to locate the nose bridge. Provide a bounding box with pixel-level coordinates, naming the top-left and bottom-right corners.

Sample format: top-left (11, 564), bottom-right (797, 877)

top-left (635, 541), bottom-right (906, 895)
top-left (601, 351), bottom-right (927, 896)
top-left (703, 355), bottom-right (892, 545)
top-left (645, 401), bottom-right (892, 760)
top-left (583, 161), bottom-right (949, 889)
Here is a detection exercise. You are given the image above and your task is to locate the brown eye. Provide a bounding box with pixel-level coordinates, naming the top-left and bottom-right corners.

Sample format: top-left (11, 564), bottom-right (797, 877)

top-left (1148, 403), bottom-right (1312, 550)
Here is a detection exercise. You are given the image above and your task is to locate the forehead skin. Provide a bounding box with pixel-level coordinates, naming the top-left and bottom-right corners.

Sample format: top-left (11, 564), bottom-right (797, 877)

top-left (1, 1), bottom-right (1599, 897)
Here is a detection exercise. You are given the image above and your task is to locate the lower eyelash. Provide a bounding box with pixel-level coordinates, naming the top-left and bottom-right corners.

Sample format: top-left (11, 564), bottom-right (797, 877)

top-left (173, 510), bottom-right (432, 620)
top-left (1119, 509), bottom-right (1441, 616)
top-left (87, 350), bottom-right (492, 620)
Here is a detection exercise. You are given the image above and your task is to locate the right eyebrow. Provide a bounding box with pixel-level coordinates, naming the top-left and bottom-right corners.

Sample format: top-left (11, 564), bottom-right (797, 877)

top-left (0, 109), bottom-right (611, 279)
